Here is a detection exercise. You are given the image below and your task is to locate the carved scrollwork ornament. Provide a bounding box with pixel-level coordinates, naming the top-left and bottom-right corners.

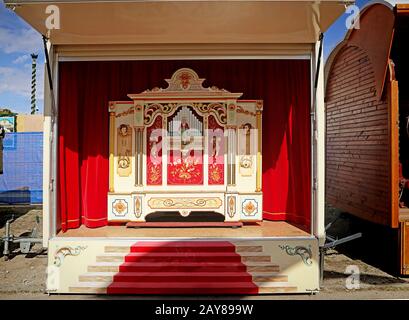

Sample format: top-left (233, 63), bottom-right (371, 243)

top-left (279, 245), bottom-right (313, 266)
top-left (53, 246), bottom-right (87, 267)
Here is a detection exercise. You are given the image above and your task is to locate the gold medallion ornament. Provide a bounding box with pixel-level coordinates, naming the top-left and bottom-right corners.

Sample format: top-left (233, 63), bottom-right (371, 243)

top-left (242, 199), bottom-right (258, 216)
top-left (112, 199), bottom-right (128, 217)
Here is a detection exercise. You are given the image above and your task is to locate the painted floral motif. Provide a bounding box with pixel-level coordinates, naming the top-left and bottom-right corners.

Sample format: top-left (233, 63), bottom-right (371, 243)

top-left (209, 164), bottom-right (223, 184)
top-left (208, 115), bottom-right (224, 185)
top-left (242, 199), bottom-right (258, 216)
top-left (178, 72), bottom-right (192, 89)
top-left (168, 155), bottom-right (203, 185)
top-left (147, 164), bottom-right (161, 184)
top-left (113, 200), bottom-right (126, 214)
top-left (244, 201), bottom-right (256, 214)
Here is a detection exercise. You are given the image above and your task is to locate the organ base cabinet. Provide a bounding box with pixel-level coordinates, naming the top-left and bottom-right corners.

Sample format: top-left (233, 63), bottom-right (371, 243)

top-left (107, 68), bottom-right (263, 223)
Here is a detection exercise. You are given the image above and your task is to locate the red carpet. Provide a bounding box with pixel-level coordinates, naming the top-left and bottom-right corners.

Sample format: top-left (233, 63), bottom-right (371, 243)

top-left (106, 241), bottom-right (258, 294)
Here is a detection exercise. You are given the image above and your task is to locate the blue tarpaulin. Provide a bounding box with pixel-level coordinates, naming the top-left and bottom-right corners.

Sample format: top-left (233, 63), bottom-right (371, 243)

top-left (0, 132), bottom-right (43, 204)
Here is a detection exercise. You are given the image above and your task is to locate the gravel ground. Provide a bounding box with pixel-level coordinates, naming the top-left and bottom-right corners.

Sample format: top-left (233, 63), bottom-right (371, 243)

top-left (0, 208), bottom-right (408, 300)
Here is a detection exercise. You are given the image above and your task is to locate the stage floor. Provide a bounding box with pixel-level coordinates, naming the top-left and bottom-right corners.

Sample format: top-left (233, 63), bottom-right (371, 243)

top-left (57, 221), bottom-right (311, 239)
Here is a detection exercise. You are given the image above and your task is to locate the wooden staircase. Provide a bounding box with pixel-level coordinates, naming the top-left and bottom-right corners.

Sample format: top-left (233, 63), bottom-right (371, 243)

top-left (69, 241), bottom-right (297, 294)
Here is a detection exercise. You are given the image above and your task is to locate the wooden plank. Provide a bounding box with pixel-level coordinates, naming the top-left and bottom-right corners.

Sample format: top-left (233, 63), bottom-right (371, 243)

top-left (326, 171), bottom-right (388, 187)
top-left (400, 222), bottom-right (409, 275)
top-left (326, 90), bottom-right (377, 106)
top-left (327, 140), bottom-right (388, 147)
top-left (327, 195), bottom-right (390, 226)
top-left (327, 119), bottom-right (388, 131)
top-left (326, 124), bottom-right (388, 135)
top-left (327, 107), bottom-right (387, 123)
top-left (328, 68), bottom-right (375, 87)
top-left (326, 165), bottom-right (389, 178)
top-left (327, 181), bottom-right (388, 200)
top-left (327, 79), bottom-right (377, 100)
top-left (325, 44), bottom-right (391, 227)
top-left (389, 79), bottom-right (400, 228)
top-left (327, 113), bottom-right (388, 126)
top-left (327, 104), bottom-right (378, 118)
top-left (327, 131), bottom-right (388, 140)
top-left (329, 60), bottom-right (373, 81)
top-left (327, 155), bottom-right (389, 164)
top-left (328, 98), bottom-right (385, 113)
top-left (327, 187), bottom-right (388, 203)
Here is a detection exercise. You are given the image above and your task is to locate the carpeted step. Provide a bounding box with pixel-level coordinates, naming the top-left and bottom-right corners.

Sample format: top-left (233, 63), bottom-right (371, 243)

top-left (70, 281), bottom-right (297, 295)
top-left (79, 271), bottom-right (253, 283)
top-left (97, 252), bottom-right (271, 263)
top-left (96, 252), bottom-right (262, 263)
top-left (75, 241), bottom-right (291, 295)
top-left (79, 271), bottom-right (289, 283)
top-left (130, 241), bottom-right (237, 253)
top-left (88, 261), bottom-right (280, 273)
top-left (105, 243), bottom-right (263, 254)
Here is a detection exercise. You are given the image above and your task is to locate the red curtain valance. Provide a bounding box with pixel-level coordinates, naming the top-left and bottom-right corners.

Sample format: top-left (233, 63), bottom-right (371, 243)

top-left (58, 60), bottom-right (311, 232)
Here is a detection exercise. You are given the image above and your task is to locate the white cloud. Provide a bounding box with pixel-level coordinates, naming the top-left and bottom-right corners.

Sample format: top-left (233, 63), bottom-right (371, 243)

top-left (0, 64), bottom-right (44, 100)
top-left (0, 27), bottom-right (42, 54)
top-left (12, 54), bottom-right (30, 64)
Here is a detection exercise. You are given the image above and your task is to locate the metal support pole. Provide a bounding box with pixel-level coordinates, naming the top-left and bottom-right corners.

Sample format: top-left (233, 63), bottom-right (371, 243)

top-left (2, 217), bottom-right (13, 260)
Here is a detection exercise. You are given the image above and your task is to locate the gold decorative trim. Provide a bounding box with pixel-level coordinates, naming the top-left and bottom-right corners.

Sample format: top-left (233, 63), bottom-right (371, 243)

top-left (144, 103), bottom-right (175, 126)
top-left (117, 125), bottom-right (132, 177)
top-left (113, 200), bottom-right (127, 215)
top-left (195, 102), bottom-right (227, 125)
top-left (256, 104), bottom-right (263, 192)
top-left (236, 105), bottom-right (257, 117)
top-left (128, 68), bottom-right (242, 99)
top-left (144, 102), bottom-right (227, 126)
top-left (148, 197), bottom-right (222, 209)
top-left (109, 112), bottom-right (115, 192)
top-left (134, 128), bottom-right (144, 186)
top-left (244, 201), bottom-right (256, 215)
top-left (227, 196), bottom-right (236, 218)
top-left (115, 106), bottom-right (134, 118)
top-left (134, 196), bottom-right (142, 218)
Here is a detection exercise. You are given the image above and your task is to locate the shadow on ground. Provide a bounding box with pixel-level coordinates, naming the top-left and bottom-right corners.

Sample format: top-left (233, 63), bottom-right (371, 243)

top-left (323, 270), bottom-right (406, 285)
top-left (325, 207), bottom-right (402, 277)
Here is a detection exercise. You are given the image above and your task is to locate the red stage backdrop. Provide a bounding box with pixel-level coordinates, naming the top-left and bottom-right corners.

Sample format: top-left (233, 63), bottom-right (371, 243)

top-left (58, 60), bottom-right (311, 231)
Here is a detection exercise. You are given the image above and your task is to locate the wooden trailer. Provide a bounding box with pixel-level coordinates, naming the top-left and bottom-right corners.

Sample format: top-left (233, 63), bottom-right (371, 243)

top-left (5, 0), bottom-right (346, 294)
top-left (325, 1), bottom-right (409, 275)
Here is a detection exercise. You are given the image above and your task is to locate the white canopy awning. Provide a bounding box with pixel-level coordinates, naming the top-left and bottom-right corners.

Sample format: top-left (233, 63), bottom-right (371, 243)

top-left (4, 0), bottom-right (348, 45)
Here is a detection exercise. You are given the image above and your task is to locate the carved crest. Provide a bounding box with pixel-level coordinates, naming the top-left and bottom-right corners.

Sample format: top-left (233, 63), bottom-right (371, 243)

top-left (128, 68), bottom-right (242, 99)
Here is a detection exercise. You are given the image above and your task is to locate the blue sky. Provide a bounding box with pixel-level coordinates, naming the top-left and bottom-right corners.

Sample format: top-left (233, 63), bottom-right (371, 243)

top-left (324, 0), bottom-right (370, 59)
top-left (0, 1), bottom-right (44, 114)
top-left (0, 0), bottom-right (378, 114)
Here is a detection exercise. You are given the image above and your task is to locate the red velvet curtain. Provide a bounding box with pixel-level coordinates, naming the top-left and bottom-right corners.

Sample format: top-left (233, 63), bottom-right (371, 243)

top-left (58, 60), bottom-right (311, 232)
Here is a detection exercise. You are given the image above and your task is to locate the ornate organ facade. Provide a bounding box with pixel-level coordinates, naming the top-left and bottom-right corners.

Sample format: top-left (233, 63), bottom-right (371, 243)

top-left (108, 68), bottom-right (263, 223)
